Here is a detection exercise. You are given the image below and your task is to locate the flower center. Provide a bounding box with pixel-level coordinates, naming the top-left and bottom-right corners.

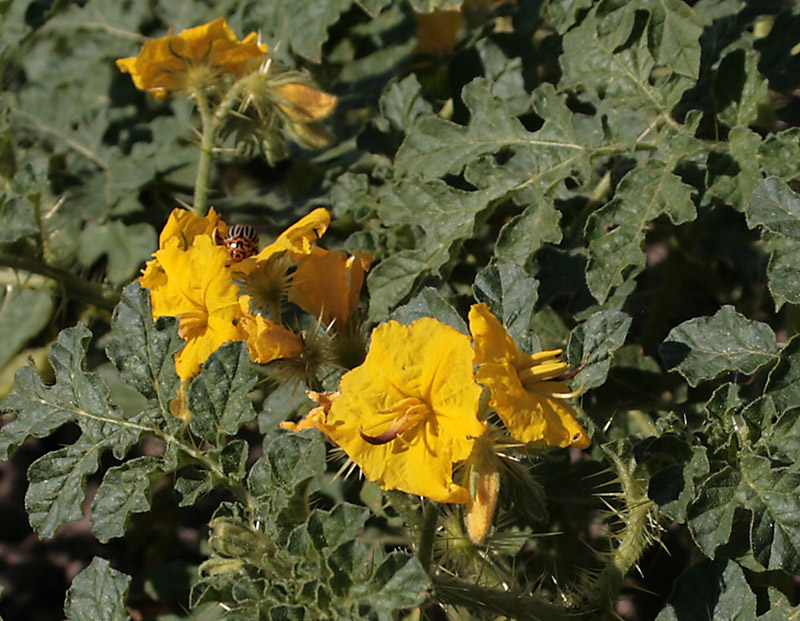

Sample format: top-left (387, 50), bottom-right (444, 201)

top-left (176, 309), bottom-right (208, 340)
top-left (514, 349), bottom-right (580, 396)
top-left (360, 396), bottom-right (431, 445)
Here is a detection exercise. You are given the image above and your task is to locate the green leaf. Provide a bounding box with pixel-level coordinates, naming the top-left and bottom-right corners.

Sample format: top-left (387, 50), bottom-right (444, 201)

top-left (238, 0), bottom-right (353, 62)
top-left (747, 176), bottom-right (800, 240)
top-left (0, 191), bottom-right (38, 243)
top-left (188, 342), bottom-right (257, 445)
top-left (659, 306), bottom-right (779, 387)
top-left (0, 324), bottom-right (147, 536)
top-left (366, 179), bottom-right (499, 320)
top-left (765, 336), bottom-right (800, 415)
top-left (396, 79), bottom-right (596, 184)
top-left (655, 446), bottom-right (710, 523)
top-left (391, 288), bottom-right (467, 334)
top-left (64, 557), bottom-right (131, 621)
top-left (90, 456), bottom-right (163, 543)
top-left (106, 282), bottom-right (182, 419)
top-left (354, 552), bottom-right (429, 616)
top-left (712, 47), bottom-right (769, 129)
top-left (762, 231), bottom-right (800, 310)
top-left (174, 469), bottom-right (214, 507)
top-left (688, 455), bottom-right (800, 573)
top-left (567, 310), bottom-right (631, 391)
top-left (585, 161), bottom-right (696, 303)
top-left (472, 264), bottom-right (539, 344)
top-left (0, 287), bottom-right (53, 370)
top-left (493, 195), bottom-right (563, 266)
top-left (77, 221), bottom-right (156, 285)
top-left (307, 503), bottom-right (370, 551)
top-left (560, 0), bottom-right (699, 139)
top-left (0, 323), bottom-right (145, 457)
top-left (708, 129), bottom-right (800, 210)
top-left (656, 558), bottom-right (756, 621)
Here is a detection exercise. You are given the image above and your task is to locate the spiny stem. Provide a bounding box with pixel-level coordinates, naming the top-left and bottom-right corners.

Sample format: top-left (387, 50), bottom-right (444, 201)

top-left (585, 444), bottom-right (656, 615)
top-left (417, 500), bottom-right (439, 573)
top-left (433, 575), bottom-right (573, 621)
top-left (0, 254), bottom-right (119, 309)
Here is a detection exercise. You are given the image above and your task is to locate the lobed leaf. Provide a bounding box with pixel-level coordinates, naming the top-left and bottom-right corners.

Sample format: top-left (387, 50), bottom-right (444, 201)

top-left (567, 310), bottom-right (632, 391)
top-left (391, 288), bottom-right (467, 334)
top-left (660, 306), bottom-right (779, 387)
top-left (473, 264), bottom-right (539, 344)
top-left (746, 176), bottom-right (800, 240)
top-left (687, 455), bottom-right (800, 574)
top-left (188, 341), bottom-right (257, 445)
top-left (90, 456), bottom-right (164, 543)
top-left (64, 557), bottom-right (131, 621)
top-left (585, 161), bottom-right (697, 304)
top-left (77, 222), bottom-right (156, 286)
top-left (106, 282), bottom-right (182, 418)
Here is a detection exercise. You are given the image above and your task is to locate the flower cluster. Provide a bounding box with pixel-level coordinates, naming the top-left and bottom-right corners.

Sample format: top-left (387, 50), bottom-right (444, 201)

top-left (141, 206), bottom-right (369, 387)
top-left (283, 302), bottom-right (590, 539)
top-left (116, 18), bottom-right (339, 162)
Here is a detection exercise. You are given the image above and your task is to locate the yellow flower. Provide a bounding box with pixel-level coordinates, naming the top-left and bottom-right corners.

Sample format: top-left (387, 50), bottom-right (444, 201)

top-left (288, 246), bottom-right (372, 329)
top-left (283, 318), bottom-right (485, 503)
top-left (144, 236), bottom-right (246, 380)
top-left (116, 17), bottom-right (268, 99)
top-left (468, 303), bottom-right (590, 449)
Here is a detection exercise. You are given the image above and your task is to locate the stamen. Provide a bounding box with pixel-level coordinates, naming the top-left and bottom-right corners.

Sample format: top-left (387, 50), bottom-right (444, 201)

top-left (176, 309), bottom-right (208, 339)
top-left (532, 378), bottom-right (585, 400)
top-left (360, 397), bottom-right (430, 445)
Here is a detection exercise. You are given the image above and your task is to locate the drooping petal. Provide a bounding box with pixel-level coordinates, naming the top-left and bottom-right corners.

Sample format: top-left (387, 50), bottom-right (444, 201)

top-left (273, 83), bottom-right (338, 122)
top-left (253, 207), bottom-right (331, 263)
top-left (469, 303), bottom-right (590, 449)
top-left (288, 246), bottom-right (371, 328)
top-left (237, 296), bottom-right (304, 364)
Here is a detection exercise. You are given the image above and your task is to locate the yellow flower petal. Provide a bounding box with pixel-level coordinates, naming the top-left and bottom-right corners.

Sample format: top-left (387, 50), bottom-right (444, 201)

top-left (273, 83), bottom-right (338, 122)
top-left (249, 207), bottom-right (331, 265)
top-left (116, 17), bottom-right (268, 98)
top-left (237, 297), bottom-right (304, 364)
top-left (280, 391), bottom-right (339, 432)
top-left (469, 303), bottom-right (590, 449)
top-left (158, 207), bottom-right (221, 249)
top-left (288, 246), bottom-right (371, 328)
top-left (292, 318), bottom-right (485, 503)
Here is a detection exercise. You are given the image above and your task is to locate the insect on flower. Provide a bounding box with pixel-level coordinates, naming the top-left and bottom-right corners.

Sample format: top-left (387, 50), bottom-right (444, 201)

top-left (218, 224), bottom-right (260, 262)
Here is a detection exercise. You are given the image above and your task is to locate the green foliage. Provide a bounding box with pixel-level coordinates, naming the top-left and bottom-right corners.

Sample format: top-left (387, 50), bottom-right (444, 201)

top-left (64, 557), bottom-right (131, 621)
top-left (2, 0), bottom-right (800, 618)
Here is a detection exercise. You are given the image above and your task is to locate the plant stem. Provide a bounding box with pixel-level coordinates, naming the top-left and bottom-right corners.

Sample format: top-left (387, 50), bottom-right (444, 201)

top-left (192, 88), bottom-right (215, 216)
top-left (417, 500), bottom-right (439, 573)
top-left (433, 576), bottom-right (573, 621)
top-left (586, 444), bottom-right (656, 614)
top-left (0, 254), bottom-right (119, 310)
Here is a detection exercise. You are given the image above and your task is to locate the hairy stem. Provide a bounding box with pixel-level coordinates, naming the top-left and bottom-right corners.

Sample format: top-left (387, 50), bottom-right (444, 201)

top-left (433, 575), bottom-right (573, 621)
top-left (586, 444), bottom-right (656, 614)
